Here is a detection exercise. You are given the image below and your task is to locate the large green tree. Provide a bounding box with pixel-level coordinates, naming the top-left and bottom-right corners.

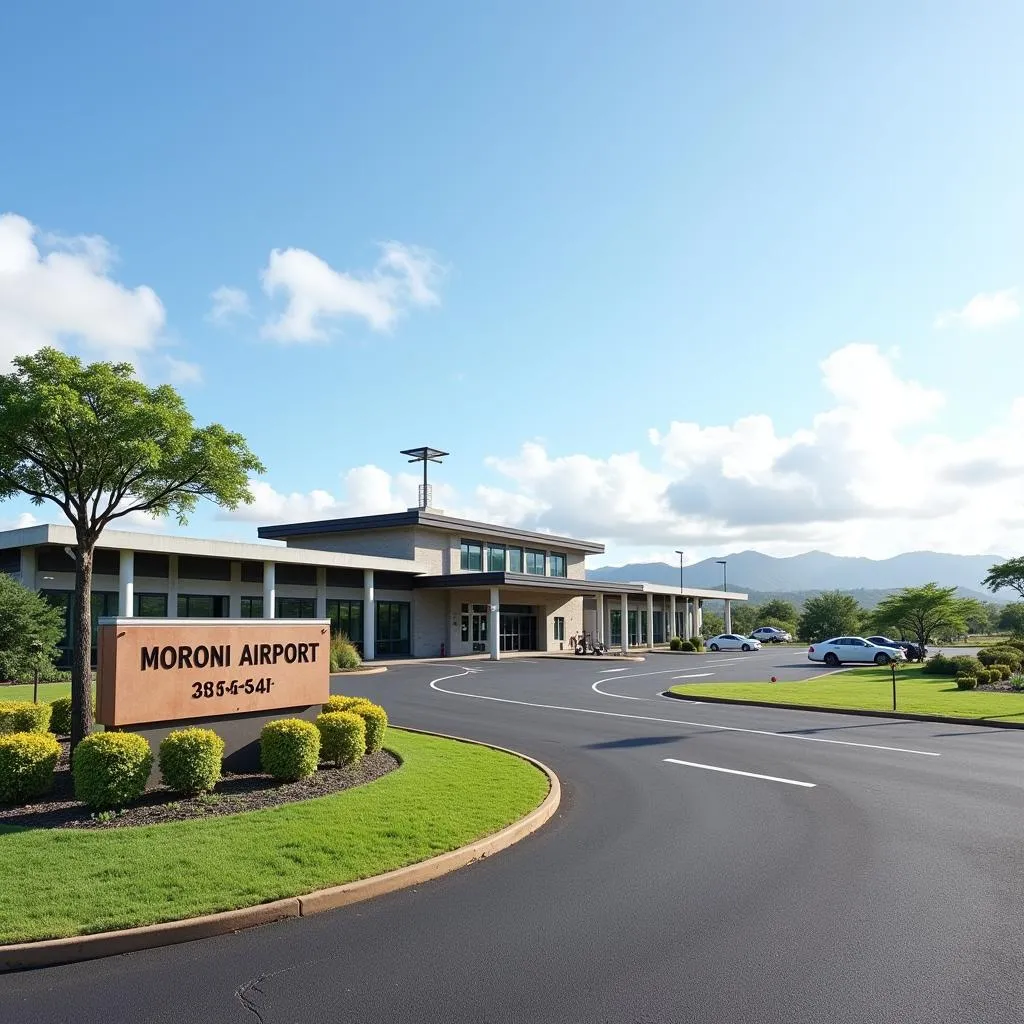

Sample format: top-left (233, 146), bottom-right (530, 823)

top-left (0, 348), bottom-right (264, 748)
top-left (983, 557), bottom-right (1024, 600)
top-left (797, 591), bottom-right (863, 642)
top-left (0, 573), bottom-right (64, 683)
top-left (758, 598), bottom-right (798, 624)
top-left (998, 603), bottom-right (1024, 636)
top-left (870, 583), bottom-right (970, 650)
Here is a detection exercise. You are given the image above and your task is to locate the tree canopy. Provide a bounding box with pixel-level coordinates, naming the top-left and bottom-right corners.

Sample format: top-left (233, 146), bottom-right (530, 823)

top-left (983, 557), bottom-right (1024, 601)
top-left (0, 574), bottom-right (64, 682)
top-left (870, 583), bottom-right (970, 649)
top-left (998, 603), bottom-right (1024, 636)
top-left (758, 598), bottom-right (798, 625)
top-left (797, 591), bottom-right (863, 642)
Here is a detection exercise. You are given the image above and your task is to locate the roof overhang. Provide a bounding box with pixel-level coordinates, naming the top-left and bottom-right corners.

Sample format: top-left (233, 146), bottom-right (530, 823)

top-left (413, 573), bottom-right (747, 600)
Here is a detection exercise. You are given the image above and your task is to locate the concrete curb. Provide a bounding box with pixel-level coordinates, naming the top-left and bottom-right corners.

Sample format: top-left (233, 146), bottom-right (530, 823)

top-left (0, 731), bottom-right (560, 972)
top-left (331, 665), bottom-right (388, 676)
top-left (661, 689), bottom-right (1024, 729)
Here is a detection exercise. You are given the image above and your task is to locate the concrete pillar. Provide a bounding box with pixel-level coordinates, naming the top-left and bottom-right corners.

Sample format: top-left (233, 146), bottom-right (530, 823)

top-left (696, 599), bottom-right (703, 635)
top-left (316, 566), bottom-right (328, 619)
top-left (168, 553), bottom-right (179, 618)
top-left (363, 569), bottom-right (375, 660)
top-left (229, 561), bottom-right (242, 617)
top-left (646, 592), bottom-right (655, 649)
top-left (669, 594), bottom-right (677, 640)
top-left (263, 561), bottom-right (276, 619)
top-left (119, 549), bottom-right (134, 617)
top-left (595, 593), bottom-right (604, 643)
top-left (724, 599), bottom-right (732, 634)
top-left (489, 586), bottom-right (500, 661)
top-left (620, 593), bottom-right (629, 653)
top-left (20, 546), bottom-right (36, 592)
top-left (686, 599), bottom-right (694, 640)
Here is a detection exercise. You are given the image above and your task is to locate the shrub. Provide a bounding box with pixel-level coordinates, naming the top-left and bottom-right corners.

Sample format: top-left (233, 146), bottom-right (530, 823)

top-left (1010, 673), bottom-right (1024, 692)
top-left (979, 667), bottom-right (997, 684)
top-left (158, 727), bottom-right (224, 795)
top-left (0, 700), bottom-right (52, 735)
top-left (315, 711), bottom-right (366, 766)
top-left (350, 701), bottom-right (388, 754)
top-left (690, 635), bottom-right (705, 652)
top-left (954, 674), bottom-right (977, 691)
top-left (669, 636), bottom-right (683, 651)
top-left (679, 639), bottom-right (696, 652)
top-left (323, 694), bottom-right (368, 714)
top-left (1001, 638), bottom-right (1024, 653)
top-left (330, 634), bottom-right (362, 672)
top-left (950, 655), bottom-right (984, 676)
top-left (993, 663), bottom-right (1013, 682)
top-left (261, 719), bottom-right (320, 781)
top-left (73, 732), bottom-right (153, 809)
top-left (0, 731), bottom-right (60, 803)
top-left (922, 654), bottom-right (953, 676)
top-left (49, 696), bottom-right (73, 736)
top-left (978, 647), bottom-right (1022, 671)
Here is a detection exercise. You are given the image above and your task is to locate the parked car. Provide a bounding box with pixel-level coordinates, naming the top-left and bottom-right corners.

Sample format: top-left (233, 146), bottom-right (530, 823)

top-left (751, 626), bottom-right (793, 644)
top-left (706, 634), bottom-right (762, 652)
top-left (807, 636), bottom-right (907, 667)
top-left (865, 635), bottom-right (925, 662)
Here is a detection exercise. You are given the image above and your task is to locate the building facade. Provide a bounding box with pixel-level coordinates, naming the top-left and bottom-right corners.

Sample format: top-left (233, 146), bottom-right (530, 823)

top-left (0, 511), bottom-right (747, 664)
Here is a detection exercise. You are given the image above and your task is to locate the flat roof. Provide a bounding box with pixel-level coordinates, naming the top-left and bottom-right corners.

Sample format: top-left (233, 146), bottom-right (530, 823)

top-left (413, 572), bottom-right (747, 600)
top-left (258, 509), bottom-right (606, 554)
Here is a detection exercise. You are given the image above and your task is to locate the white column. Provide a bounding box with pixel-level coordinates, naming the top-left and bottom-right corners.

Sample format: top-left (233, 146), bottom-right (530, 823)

top-left (316, 566), bottom-right (328, 619)
top-left (724, 599), bottom-right (732, 634)
top-left (263, 561), bottom-right (276, 619)
top-left (20, 546), bottom-right (36, 592)
top-left (363, 569), bottom-right (375, 661)
top-left (646, 592), bottom-right (655, 649)
top-left (119, 549), bottom-right (134, 617)
top-left (168, 553), bottom-right (179, 618)
top-left (595, 593), bottom-right (604, 643)
top-left (696, 599), bottom-right (703, 635)
top-left (489, 586), bottom-right (500, 661)
top-left (620, 593), bottom-right (629, 653)
top-left (669, 594), bottom-right (677, 640)
top-left (229, 561), bottom-right (242, 618)
top-left (684, 599), bottom-right (693, 641)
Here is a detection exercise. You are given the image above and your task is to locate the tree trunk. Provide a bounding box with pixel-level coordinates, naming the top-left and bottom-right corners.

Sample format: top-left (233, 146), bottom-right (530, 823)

top-left (71, 541), bottom-right (95, 751)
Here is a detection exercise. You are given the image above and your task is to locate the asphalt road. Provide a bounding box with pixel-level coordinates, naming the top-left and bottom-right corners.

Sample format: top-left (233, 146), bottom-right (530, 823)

top-left (4, 652), bottom-right (1024, 1023)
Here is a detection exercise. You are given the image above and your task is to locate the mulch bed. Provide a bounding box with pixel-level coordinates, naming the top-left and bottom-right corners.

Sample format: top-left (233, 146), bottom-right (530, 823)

top-left (0, 740), bottom-right (399, 831)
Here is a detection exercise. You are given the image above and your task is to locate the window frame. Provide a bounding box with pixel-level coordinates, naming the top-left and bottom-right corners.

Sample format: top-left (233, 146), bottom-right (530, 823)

top-left (525, 549), bottom-right (546, 575)
top-left (553, 616), bottom-right (565, 641)
top-left (460, 539), bottom-right (483, 572)
top-left (548, 552), bottom-right (567, 578)
top-left (487, 544), bottom-right (507, 572)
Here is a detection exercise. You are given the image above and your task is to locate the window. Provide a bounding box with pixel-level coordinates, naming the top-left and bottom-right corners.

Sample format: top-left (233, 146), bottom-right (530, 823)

top-left (134, 593), bottom-right (168, 617)
top-left (240, 596), bottom-right (263, 617)
top-left (177, 555), bottom-right (231, 581)
top-left (487, 544), bottom-right (506, 572)
top-left (610, 609), bottom-right (622, 646)
top-left (275, 564), bottom-right (316, 586)
top-left (177, 594), bottom-right (229, 617)
top-left (375, 601), bottom-right (411, 656)
top-left (508, 547), bottom-right (523, 573)
top-left (553, 617), bottom-right (565, 641)
top-left (41, 590), bottom-right (117, 668)
top-left (276, 597), bottom-right (316, 618)
top-left (525, 550), bottom-right (545, 575)
top-left (327, 599), bottom-right (363, 648)
top-left (549, 553), bottom-right (567, 578)
top-left (460, 540), bottom-right (483, 571)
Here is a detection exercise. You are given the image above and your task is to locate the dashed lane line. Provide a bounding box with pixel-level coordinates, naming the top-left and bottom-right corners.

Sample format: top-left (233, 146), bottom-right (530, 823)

top-left (663, 758), bottom-right (816, 788)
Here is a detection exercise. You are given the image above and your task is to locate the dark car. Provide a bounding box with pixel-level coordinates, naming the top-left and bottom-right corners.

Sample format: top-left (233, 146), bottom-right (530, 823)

top-left (866, 635), bottom-right (926, 662)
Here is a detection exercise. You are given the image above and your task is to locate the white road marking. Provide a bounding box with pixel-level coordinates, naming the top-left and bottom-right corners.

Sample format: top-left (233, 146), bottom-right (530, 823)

top-left (428, 670), bottom-right (940, 757)
top-left (599, 667), bottom-right (629, 673)
top-left (591, 667), bottom-right (690, 700)
top-left (664, 758), bottom-right (816, 788)
top-left (672, 673), bottom-right (714, 680)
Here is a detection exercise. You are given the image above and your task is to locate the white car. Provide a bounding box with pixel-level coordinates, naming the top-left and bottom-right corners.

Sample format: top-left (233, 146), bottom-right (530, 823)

top-left (807, 636), bottom-right (907, 667)
top-left (751, 626), bottom-right (793, 644)
top-left (706, 634), bottom-right (762, 652)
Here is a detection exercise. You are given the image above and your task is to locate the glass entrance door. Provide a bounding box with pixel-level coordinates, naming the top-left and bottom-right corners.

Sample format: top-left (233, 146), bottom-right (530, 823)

top-left (499, 606), bottom-right (538, 652)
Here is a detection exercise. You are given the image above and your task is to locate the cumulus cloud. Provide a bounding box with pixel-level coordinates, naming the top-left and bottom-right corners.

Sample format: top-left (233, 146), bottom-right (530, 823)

top-left (206, 285), bottom-right (251, 324)
top-left (260, 242), bottom-right (442, 343)
top-left (934, 287), bottom-right (1020, 330)
top-left (0, 212), bottom-right (165, 369)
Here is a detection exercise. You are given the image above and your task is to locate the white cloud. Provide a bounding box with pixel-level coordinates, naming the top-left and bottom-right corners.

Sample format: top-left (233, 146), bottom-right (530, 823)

top-left (0, 212), bottom-right (165, 369)
top-left (0, 511), bottom-right (40, 531)
top-left (206, 285), bottom-right (251, 324)
top-left (934, 287), bottom-right (1020, 330)
top-left (260, 242), bottom-right (441, 343)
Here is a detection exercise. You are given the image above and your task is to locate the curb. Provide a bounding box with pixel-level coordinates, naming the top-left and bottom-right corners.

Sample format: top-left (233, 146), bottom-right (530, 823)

top-left (0, 732), bottom-right (560, 972)
top-left (661, 689), bottom-right (1024, 729)
top-left (331, 665), bottom-right (388, 676)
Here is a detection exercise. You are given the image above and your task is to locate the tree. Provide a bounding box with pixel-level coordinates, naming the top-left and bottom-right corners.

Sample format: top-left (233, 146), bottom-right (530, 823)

top-left (797, 591), bottom-right (863, 642)
top-left (0, 573), bottom-right (64, 683)
top-left (758, 598), bottom-right (798, 624)
top-left (983, 557), bottom-right (1024, 600)
top-left (728, 602), bottom-right (759, 636)
top-left (870, 583), bottom-right (968, 650)
top-left (0, 348), bottom-right (264, 748)
top-left (700, 611), bottom-right (725, 639)
top-left (998, 603), bottom-right (1024, 636)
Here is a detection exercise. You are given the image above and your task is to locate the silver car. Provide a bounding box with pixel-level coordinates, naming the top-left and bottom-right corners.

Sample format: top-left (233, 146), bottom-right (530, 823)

top-left (807, 636), bottom-right (907, 666)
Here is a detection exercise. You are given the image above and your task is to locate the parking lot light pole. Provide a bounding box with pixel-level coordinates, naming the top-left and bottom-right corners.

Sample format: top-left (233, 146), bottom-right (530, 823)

top-left (891, 659), bottom-right (899, 711)
top-left (674, 550), bottom-right (684, 592)
top-left (716, 559), bottom-right (727, 593)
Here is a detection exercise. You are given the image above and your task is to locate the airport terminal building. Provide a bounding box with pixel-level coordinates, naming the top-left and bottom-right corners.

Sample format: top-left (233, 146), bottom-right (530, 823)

top-left (0, 508), bottom-right (747, 663)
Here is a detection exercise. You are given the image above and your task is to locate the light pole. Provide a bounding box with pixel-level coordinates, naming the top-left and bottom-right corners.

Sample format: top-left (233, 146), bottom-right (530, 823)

top-left (30, 639), bottom-right (43, 704)
top-left (674, 550), bottom-right (685, 592)
top-left (716, 559), bottom-right (728, 593)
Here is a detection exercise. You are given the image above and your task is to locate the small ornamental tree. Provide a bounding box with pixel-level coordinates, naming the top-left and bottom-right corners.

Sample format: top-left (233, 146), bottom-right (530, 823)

top-left (984, 557), bottom-right (1024, 601)
top-left (797, 591), bottom-right (863, 642)
top-left (0, 573), bottom-right (63, 682)
top-left (0, 348), bottom-right (264, 749)
top-left (870, 583), bottom-right (969, 651)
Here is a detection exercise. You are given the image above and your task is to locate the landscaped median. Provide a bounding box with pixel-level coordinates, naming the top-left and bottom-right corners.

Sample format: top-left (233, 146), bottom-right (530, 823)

top-left (667, 664), bottom-right (1024, 724)
top-left (0, 727), bottom-right (554, 960)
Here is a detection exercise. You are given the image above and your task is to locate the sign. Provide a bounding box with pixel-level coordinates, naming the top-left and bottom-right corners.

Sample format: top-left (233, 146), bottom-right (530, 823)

top-left (95, 619), bottom-right (331, 727)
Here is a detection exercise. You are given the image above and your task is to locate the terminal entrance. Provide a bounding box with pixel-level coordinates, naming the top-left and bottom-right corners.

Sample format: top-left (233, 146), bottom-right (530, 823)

top-left (499, 604), bottom-right (538, 652)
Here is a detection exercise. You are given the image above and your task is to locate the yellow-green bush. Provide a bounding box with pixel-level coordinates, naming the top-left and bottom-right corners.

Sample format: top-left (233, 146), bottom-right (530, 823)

top-left (49, 696), bottom-right (73, 736)
top-left (322, 694), bottom-right (369, 714)
top-left (158, 727), bottom-right (224, 795)
top-left (315, 711), bottom-right (366, 766)
top-left (0, 731), bottom-right (60, 803)
top-left (73, 732), bottom-right (153, 809)
top-left (350, 701), bottom-right (388, 754)
top-left (260, 719), bottom-right (320, 781)
top-left (0, 700), bottom-right (51, 735)
top-left (993, 663), bottom-right (1013, 681)
top-left (329, 634), bottom-right (362, 671)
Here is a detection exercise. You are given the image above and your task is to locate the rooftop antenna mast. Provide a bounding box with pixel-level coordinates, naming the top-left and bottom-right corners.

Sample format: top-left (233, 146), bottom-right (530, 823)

top-left (400, 446), bottom-right (449, 511)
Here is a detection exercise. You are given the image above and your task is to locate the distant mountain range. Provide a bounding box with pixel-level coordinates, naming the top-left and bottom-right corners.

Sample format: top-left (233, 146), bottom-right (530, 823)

top-left (588, 550), bottom-right (1008, 607)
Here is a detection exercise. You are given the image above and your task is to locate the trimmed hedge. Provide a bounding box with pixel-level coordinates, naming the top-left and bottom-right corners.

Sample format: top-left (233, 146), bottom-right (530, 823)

top-left (680, 639), bottom-right (696, 652)
top-left (316, 711), bottom-right (366, 766)
top-left (978, 647), bottom-right (1023, 671)
top-left (261, 719), bottom-right (320, 782)
top-left (329, 634), bottom-right (362, 672)
top-left (669, 636), bottom-right (683, 651)
top-left (353, 702), bottom-right (388, 754)
top-left (49, 696), bottom-right (73, 736)
top-left (323, 695), bottom-right (369, 714)
top-left (73, 732), bottom-right (153, 809)
top-left (955, 674), bottom-right (977, 691)
top-left (158, 728), bottom-right (224, 795)
top-left (0, 732), bottom-right (60, 803)
top-left (992, 664), bottom-right (1013, 682)
top-left (0, 700), bottom-right (52, 735)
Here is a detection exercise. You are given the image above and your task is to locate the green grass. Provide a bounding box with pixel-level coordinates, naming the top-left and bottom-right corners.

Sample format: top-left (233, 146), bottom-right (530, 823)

top-left (0, 682), bottom-right (71, 703)
top-left (671, 665), bottom-right (1024, 722)
top-left (0, 729), bottom-right (549, 944)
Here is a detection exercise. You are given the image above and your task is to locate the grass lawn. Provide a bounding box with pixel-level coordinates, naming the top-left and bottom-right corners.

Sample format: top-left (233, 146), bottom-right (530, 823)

top-left (671, 665), bottom-right (1024, 722)
top-left (0, 682), bottom-right (71, 704)
top-left (0, 728), bottom-right (549, 944)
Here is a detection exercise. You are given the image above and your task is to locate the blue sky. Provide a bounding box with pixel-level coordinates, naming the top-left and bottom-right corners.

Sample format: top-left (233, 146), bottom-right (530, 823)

top-left (1, 1), bottom-right (1023, 564)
